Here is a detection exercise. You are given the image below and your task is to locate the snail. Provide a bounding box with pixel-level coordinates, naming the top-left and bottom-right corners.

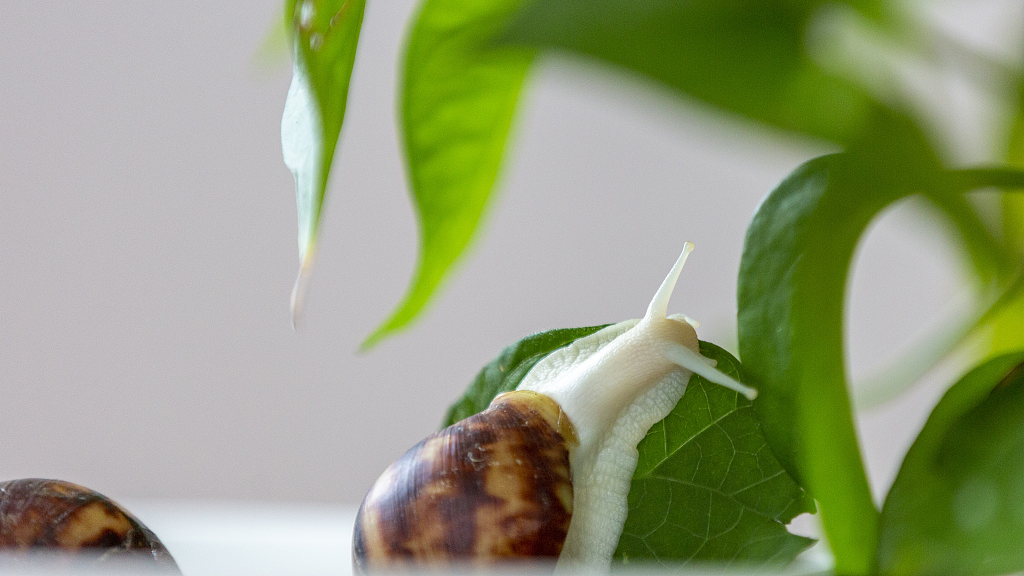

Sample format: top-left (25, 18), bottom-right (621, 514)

top-left (0, 478), bottom-right (178, 570)
top-left (352, 243), bottom-right (757, 572)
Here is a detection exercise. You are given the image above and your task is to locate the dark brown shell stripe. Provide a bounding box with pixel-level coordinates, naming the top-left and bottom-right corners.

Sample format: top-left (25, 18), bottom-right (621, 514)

top-left (0, 479), bottom-right (178, 570)
top-left (353, 391), bottom-right (576, 572)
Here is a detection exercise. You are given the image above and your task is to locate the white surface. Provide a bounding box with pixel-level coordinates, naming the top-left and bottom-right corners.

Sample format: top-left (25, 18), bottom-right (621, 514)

top-left (123, 500), bottom-right (356, 576)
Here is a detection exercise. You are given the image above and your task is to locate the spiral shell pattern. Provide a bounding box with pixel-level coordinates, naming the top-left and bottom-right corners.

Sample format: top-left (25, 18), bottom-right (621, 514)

top-left (0, 479), bottom-right (177, 569)
top-left (353, 390), bottom-right (577, 572)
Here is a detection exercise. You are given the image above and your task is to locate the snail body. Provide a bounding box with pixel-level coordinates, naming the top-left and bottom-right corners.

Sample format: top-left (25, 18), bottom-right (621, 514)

top-left (354, 243), bottom-right (756, 571)
top-left (0, 478), bottom-right (177, 570)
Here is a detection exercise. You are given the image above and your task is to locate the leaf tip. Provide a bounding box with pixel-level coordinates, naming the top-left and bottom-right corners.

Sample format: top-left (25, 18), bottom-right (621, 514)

top-left (290, 253), bottom-right (316, 330)
top-left (359, 330), bottom-right (384, 353)
top-left (359, 313), bottom-right (406, 352)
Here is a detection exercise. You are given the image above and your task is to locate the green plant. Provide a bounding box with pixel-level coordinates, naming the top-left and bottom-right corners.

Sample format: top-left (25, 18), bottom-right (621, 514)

top-left (280, 0), bottom-right (1024, 573)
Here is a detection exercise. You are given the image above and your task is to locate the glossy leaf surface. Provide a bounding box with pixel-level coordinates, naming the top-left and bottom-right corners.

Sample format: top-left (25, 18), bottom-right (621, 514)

top-left (614, 341), bottom-right (814, 566)
top-left (877, 353), bottom-right (1024, 576)
top-left (991, 114), bottom-right (1024, 355)
top-left (738, 148), bottom-right (1024, 573)
top-left (737, 149), bottom-right (927, 574)
top-left (281, 0), bottom-right (366, 314)
top-left (363, 0), bottom-right (534, 348)
top-left (444, 330), bottom-right (812, 564)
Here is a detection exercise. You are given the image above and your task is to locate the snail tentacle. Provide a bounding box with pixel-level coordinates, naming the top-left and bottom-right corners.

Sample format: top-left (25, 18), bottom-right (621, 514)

top-left (662, 341), bottom-right (758, 400)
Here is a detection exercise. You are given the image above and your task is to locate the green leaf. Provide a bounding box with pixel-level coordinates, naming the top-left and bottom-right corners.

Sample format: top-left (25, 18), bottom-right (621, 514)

top-left (991, 111), bottom-right (1024, 356)
top-left (362, 0), bottom-right (535, 349)
top-left (498, 0), bottom-right (878, 144)
top-left (444, 331), bottom-right (812, 565)
top-left (737, 148), bottom-right (928, 575)
top-left (281, 0), bottom-right (366, 315)
top-left (1002, 90), bottom-right (1024, 257)
top-left (737, 148), bottom-right (1024, 574)
top-left (614, 341), bottom-right (814, 566)
top-left (877, 353), bottom-right (1024, 576)
top-left (442, 324), bottom-right (608, 427)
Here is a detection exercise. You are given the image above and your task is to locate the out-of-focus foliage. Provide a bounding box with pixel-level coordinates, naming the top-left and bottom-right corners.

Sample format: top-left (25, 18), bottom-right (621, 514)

top-left (281, 0), bottom-right (1024, 572)
top-left (499, 0), bottom-right (882, 144)
top-left (878, 353), bottom-right (1024, 575)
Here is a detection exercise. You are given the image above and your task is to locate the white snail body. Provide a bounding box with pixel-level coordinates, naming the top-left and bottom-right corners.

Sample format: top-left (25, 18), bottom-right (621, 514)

top-left (353, 243), bottom-right (756, 572)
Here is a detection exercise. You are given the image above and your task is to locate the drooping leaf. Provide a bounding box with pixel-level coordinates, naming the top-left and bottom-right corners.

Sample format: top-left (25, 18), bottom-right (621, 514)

top-left (737, 149), bottom-right (1024, 574)
top-left (877, 353), bottom-right (1024, 576)
top-left (614, 341), bottom-right (814, 567)
top-left (362, 0), bottom-right (535, 349)
top-left (281, 0), bottom-right (366, 317)
top-left (497, 0), bottom-right (882, 145)
top-left (444, 331), bottom-right (812, 565)
top-left (737, 139), bottom-right (933, 575)
top-left (442, 324), bottom-right (608, 427)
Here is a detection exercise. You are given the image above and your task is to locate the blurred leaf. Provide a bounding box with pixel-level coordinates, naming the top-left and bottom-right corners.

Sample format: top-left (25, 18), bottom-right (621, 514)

top-left (445, 331), bottom-right (812, 564)
top-left (990, 100), bottom-right (1024, 356)
top-left (1003, 195), bottom-right (1024, 256)
top-left (442, 324), bottom-right (608, 427)
top-left (498, 0), bottom-right (881, 144)
top-left (363, 0), bottom-right (534, 349)
top-left (926, 193), bottom-right (1009, 284)
top-left (877, 353), bottom-right (1024, 576)
top-left (991, 297), bottom-right (1024, 356)
top-left (281, 0), bottom-right (366, 318)
top-left (1003, 91), bottom-right (1024, 255)
top-left (614, 341), bottom-right (814, 567)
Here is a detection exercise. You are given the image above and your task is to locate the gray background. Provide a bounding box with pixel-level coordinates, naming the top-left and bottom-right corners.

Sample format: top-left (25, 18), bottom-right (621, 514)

top-left (0, 1), bottom-right (1018, 504)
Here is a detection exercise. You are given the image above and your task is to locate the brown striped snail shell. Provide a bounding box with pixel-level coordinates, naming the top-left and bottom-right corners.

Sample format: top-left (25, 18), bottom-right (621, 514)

top-left (353, 390), bottom-right (577, 572)
top-left (353, 243), bottom-right (757, 572)
top-left (0, 478), bottom-right (178, 571)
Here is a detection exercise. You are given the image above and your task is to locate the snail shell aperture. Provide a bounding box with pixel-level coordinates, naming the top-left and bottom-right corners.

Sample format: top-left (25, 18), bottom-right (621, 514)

top-left (353, 243), bottom-right (757, 572)
top-left (0, 478), bottom-right (178, 570)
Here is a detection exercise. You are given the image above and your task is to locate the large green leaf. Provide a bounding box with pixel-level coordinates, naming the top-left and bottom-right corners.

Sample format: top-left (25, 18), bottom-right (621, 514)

top-left (877, 353), bottom-right (1024, 576)
top-left (281, 0), bottom-right (366, 317)
top-left (497, 0), bottom-right (880, 145)
top-left (737, 140), bottom-right (936, 574)
top-left (615, 341), bottom-right (814, 566)
top-left (362, 0), bottom-right (535, 349)
top-left (444, 330), bottom-right (812, 565)
top-left (738, 150), bottom-right (1024, 574)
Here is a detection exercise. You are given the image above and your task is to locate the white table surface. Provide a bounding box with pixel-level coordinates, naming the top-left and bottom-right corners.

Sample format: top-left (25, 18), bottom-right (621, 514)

top-left (124, 500), bottom-right (357, 576)
top-left (0, 500), bottom-right (833, 575)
